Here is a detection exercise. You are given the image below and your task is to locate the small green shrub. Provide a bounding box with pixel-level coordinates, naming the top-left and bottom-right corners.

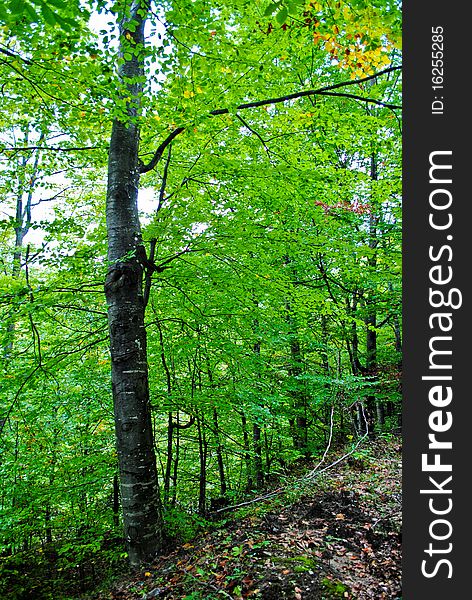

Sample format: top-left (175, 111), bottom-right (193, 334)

top-left (320, 576), bottom-right (350, 598)
top-left (163, 506), bottom-right (210, 543)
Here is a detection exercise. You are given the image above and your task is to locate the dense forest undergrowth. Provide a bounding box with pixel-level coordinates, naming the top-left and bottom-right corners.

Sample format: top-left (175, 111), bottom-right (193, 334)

top-left (1, 436), bottom-right (402, 599)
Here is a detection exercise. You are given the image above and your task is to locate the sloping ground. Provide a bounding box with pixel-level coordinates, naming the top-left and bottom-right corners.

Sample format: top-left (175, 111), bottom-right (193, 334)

top-left (98, 438), bottom-right (401, 600)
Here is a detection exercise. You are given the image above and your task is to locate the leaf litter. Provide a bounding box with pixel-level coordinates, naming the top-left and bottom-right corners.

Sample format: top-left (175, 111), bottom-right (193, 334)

top-left (93, 438), bottom-right (401, 600)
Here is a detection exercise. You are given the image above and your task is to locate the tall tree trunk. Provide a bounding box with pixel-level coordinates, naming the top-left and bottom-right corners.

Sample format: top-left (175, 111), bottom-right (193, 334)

top-left (289, 338), bottom-right (309, 455)
top-left (347, 295), bottom-right (364, 377)
top-left (164, 412), bottom-right (174, 504)
top-left (205, 362), bottom-right (227, 497)
top-left (365, 307), bottom-right (381, 429)
top-left (252, 336), bottom-right (265, 489)
top-left (394, 314), bottom-right (402, 368)
top-left (253, 422), bottom-right (264, 490)
top-left (4, 130), bottom-right (43, 358)
top-left (345, 295), bottom-right (366, 436)
top-left (113, 474), bottom-right (120, 528)
top-left (284, 256), bottom-right (309, 454)
top-left (320, 314), bottom-right (330, 376)
top-left (366, 153), bottom-right (383, 430)
top-left (197, 413), bottom-right (208, 515)
top-left (171, 419), bottom-right (180, 507)
top-left (264, 428), bottom-right (273, 477)
top-left (156, 319), bottom-right (173, 504)
top-left (45, 504), bottom-right (52, 544)
top-left (104, 1), bottom-right (163, 566)
top-left (241, 412), bottom-right (253, 491)
top-left (212, 407), bottom-right (227, 497)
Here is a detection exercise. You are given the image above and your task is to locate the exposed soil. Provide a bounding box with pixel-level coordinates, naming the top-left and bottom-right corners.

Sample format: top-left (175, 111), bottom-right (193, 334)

top-left (94, 438), bottom-right (401, 600)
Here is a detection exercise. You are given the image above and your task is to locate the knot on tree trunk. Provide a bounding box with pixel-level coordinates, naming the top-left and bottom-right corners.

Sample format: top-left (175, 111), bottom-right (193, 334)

top-left (105, 263), bottom-right (141, 298)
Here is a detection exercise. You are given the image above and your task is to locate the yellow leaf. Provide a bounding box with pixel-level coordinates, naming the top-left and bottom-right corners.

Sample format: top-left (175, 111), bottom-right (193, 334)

top-left (144, 571), bottom-right (151, 577)
top-left (183, 90), bottom-right (195, 98)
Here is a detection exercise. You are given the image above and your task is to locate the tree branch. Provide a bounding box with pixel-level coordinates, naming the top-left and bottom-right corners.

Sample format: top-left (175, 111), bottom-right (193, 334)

top-left (139, 65), bottom-right (401, 173)
top-left (49, 304), bottom-right (107, 316)
top-left (153, 246), bottom-right (198, 272)
top-left (139, 127), bottom-right (185, 173)
top-left (2, 146), bottom-right (107, 153)
top-left (235, 113), bottom-right (269, 150)
top-left (157, 144), bottom-right (172, 213)
top-left (210, 65), bottom-right (401, 114)
top-left (317, 91), bottom-right (400, 109)
top-left (0, 46), bottom-right (31, 65)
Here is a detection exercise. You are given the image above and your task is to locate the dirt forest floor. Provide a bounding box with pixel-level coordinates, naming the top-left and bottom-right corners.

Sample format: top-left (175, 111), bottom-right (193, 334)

top-left (95, 437), bottom-right (402, 600)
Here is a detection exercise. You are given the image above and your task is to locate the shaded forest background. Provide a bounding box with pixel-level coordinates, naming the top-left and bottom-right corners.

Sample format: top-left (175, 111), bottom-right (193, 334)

top-left (0, 0), bottom-right (401, 597)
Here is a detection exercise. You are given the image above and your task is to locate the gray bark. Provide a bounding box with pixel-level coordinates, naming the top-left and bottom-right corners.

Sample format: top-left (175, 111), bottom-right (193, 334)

top-left (366, 153), bottom-right (383, 429)
top-left (104, 1), bottom-right (163, 566)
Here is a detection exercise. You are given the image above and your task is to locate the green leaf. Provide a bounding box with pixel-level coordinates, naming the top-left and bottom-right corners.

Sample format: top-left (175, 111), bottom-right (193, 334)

top-left (53, 12), bottom-right (74, 30)
top-left (24, 2), bottom-right (40, 22)
top-left (276, 7), bottom-right (288, 24)
top-left (46, 0), bottom-right (77, 9)
top-left (40, 2), bottom-right (57, 26)
top-left (8, 0), bottom-right (25, 16)
top-left (287, 0), bottom-right (304, 15)
top-left (263, 2), bottom-right (279, 17)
